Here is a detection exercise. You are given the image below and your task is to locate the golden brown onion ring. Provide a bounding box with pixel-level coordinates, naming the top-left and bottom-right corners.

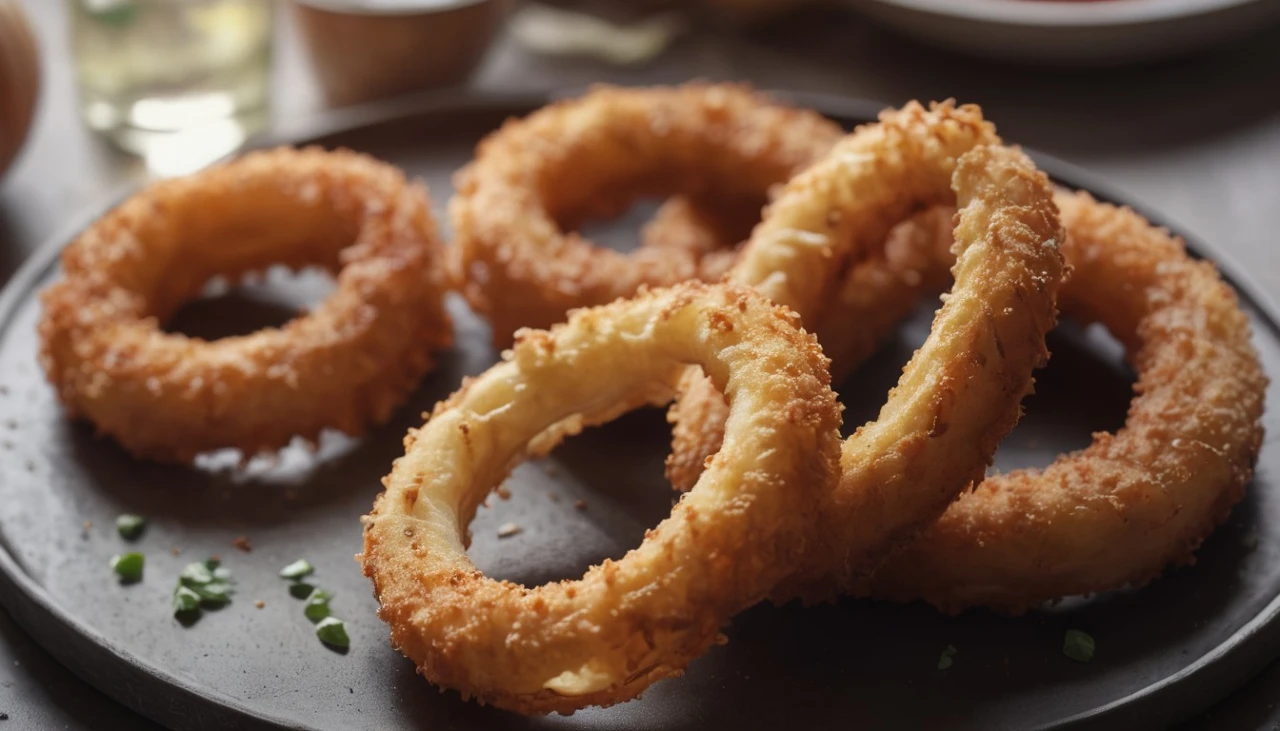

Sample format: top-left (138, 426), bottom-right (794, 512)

top-left (662, 190), bottom-right (1267, 613)
top-left (666, 103), bottom-right (1066, 600)
top-left (661, 205), bottom-right (954, 491)
top-left (360, 282), bottom-right (842, 714)
top-left (39, 147), bottom-right (452, 463)
top-left (864, 191), bottom-right (1268, 613)
top-left (449, 83), bottom-right (842, 346)
top-left (812, 207), bottom-right (957, 380)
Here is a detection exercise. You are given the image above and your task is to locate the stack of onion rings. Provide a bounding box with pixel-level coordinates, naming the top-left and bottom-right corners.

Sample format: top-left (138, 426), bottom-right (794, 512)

top-left (662, 189), bottom-right (1267, 613)
top-left (39, 147), bottom-right (453, 462)
top-left (361, 281), bottom-right (843, 713)
top-left (864, 191), bottom-right (1268, 613)
top-left (34, 83), bottom-right (1265, 719)
top-left (662, 100), bottom-right (1009, 490)
top-left (659, 205), bottom-right (956, 492)
top-left (450, 83), bottom-right (843, 346)
top-left (363, 99), bottom-right (1067, 713)
top-left (664, 103), bottom-right (1067, 598)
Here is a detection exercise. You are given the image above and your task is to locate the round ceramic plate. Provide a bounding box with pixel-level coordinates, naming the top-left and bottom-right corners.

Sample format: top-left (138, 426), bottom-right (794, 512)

top-left (0, 91), bottom-right (1277, 731)
top-left (847, 0), bottom-right (1280, 64)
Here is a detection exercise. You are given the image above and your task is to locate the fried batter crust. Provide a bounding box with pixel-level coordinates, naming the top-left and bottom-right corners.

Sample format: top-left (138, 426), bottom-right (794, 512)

top-left (662, 188), bottom-right (1267, 613)
top-left (450, 83), bottom-right (841, 346)
top-left (866, 192), bottom-right (1268, 613)
top-left (39, 147), bottom-right (452, 462)
top-left (665, 103), bottom-right (1066, 600)
top-left (362, 282), bottom-right (842, 714)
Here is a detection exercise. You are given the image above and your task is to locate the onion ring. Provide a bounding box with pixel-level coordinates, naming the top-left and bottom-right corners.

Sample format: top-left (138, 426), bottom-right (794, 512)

top-left (449, 83), bottom-right (842, 346)
top-left (360, 281), bottom-right (843, 714)
top-left (662, 205), bottom-right (954, 491)
top-left (664, 102), bottom-right (1066, 599)
top-left (863, 191), bottom-right (1268, 613)
top-left (39, 146), bottom-right (453, 463)
top-left (662, 190), bottom-right (1267, 613)
top-left (812, 207), bottom-right (957, 381)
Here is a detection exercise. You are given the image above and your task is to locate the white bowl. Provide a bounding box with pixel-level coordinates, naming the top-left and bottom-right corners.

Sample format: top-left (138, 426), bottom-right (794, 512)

top-left (847, 0), bottom-right (1280, 64)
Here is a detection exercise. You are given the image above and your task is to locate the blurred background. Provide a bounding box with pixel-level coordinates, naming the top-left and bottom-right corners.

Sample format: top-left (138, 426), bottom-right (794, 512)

top-left (0, 0), bottom-right (1276, 293)
top-left (0, 0), bottom-right (1278, 728)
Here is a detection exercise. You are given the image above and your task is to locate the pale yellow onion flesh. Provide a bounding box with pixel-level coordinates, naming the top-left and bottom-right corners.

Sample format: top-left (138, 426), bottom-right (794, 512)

top-left (661, 188), bottom-right (1267, 614)
top-left (865, 191), bottom-right (1268, 613)
top-left (667, 103), bottom-right (1066, 601)
top-left (361, 282), bottom-right (843, 715)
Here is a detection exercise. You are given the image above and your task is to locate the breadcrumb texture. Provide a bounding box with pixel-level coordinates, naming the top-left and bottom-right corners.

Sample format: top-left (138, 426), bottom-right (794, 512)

top-left (663, 206), bottom-right (955, 491)
top-left (38, 147), bottom-right (453, 462)
top-left (665, 102), bottom-right (1066, 600)
top-left (667, 100), bottom-right (1007, 490)
top-left (864, 191), bottom-right (1268, 613)
top-left (450, 83), bottom-right (841, 346)
top-left (662, 187), bottom-right (1267, 613)
top-left (361, 282), bottom-right (842, 715)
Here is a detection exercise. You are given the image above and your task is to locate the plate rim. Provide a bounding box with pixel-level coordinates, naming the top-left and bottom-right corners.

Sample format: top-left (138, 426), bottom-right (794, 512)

top-left (0, 87), bottom-right (1277, 731)
top-left (852, 0), bottom-right (1268, 27)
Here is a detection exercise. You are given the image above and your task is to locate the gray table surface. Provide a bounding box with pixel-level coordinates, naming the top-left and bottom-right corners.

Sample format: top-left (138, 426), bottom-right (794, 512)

top-left (1, 1), bottom-right (1278, 729)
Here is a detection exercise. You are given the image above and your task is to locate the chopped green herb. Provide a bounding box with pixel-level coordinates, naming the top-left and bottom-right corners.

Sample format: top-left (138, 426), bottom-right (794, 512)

top-left (304, 589), bottom-right (333, 622)
top-left (937, 644), bottom-right (957, 671)
top-left (179, 562), bottom-right (214, 586)
top-left (279, 559), bottom-right (314, 580)
top-left (110, 552), bottom-right (144, 582)
top-left (173, 585), bottom-right (201, 615)
top-left (1063, 630), bottom-right (1095, 663)
top-left (289, 582), bottom-right (316, 600)
top-left (190, 581), bottom-right (233, 605)
top-left (115, 514), bottom-right (146, 540)
top-left (173, 558), bottom-right (235, 622)
top-left (315, 617), bottom-right (349, 648)
top-left (305, 601), bottom-right (331, 622)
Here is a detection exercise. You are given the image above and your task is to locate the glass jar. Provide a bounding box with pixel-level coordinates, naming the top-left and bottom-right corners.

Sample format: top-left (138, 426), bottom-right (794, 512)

top-left (70, 0), bottom-right (274, 173)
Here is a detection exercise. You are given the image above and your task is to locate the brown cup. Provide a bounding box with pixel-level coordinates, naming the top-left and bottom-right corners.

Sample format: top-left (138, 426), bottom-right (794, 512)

top-left (292, 0), bottom-right (506, 107)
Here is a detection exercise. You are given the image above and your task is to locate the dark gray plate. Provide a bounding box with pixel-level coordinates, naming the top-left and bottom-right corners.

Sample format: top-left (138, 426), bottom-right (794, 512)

top-left (0, 92), bottom-right (1277, 731)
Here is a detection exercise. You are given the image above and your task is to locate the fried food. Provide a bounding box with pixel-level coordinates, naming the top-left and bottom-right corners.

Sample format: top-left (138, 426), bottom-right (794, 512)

top-left (664, 206), bottom-right (955, 491)
top-left (449, 83), bottom-right (842, 346)
top-left (665, 100), bottom-right (1008, 493)
top-left (864, 191), bottom-right (1268, 613)
top-left (663, 103), bottom-right (1065, 599)
top-left (812, 207), bottom-right (957, 381)
top-left (663, 189), bottom-right (1267, 613)
top-left (39, 147), bottom-right (452, 463)
top-left (360, 282), bottom-right (842, 714)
